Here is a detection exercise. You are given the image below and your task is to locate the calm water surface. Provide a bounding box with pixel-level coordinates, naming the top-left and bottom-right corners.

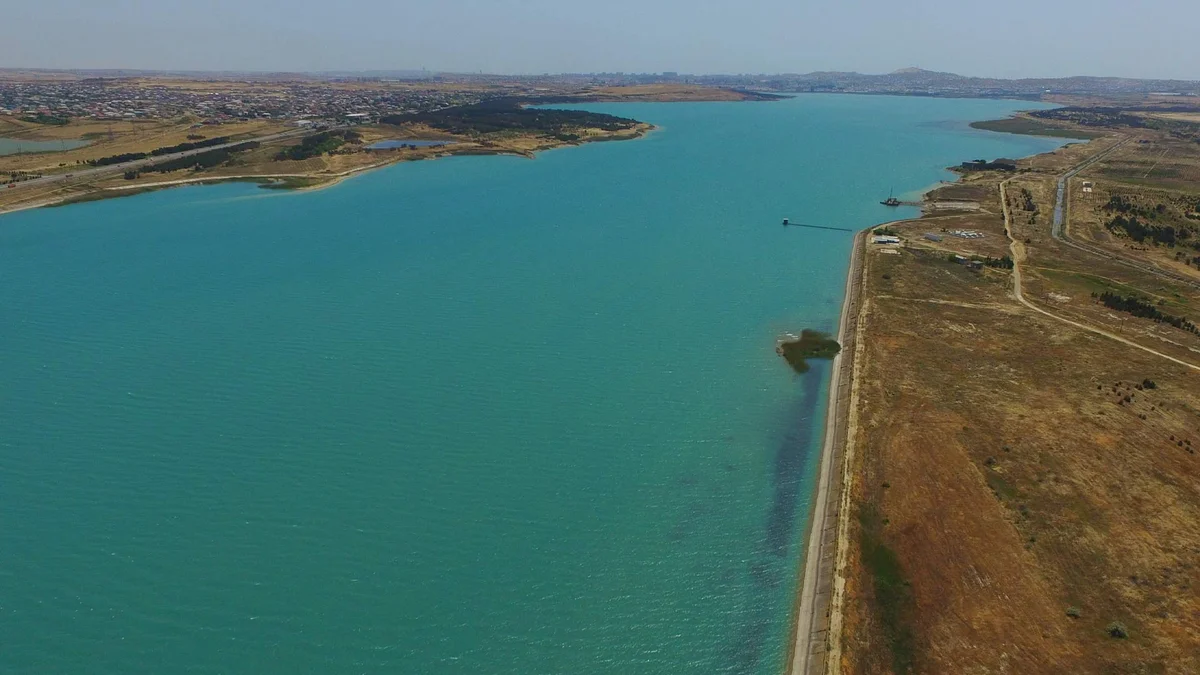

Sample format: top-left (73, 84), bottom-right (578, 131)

top-left (0, 95), bottom-right (1066, 674)
top-left (0, 137), bottom-right (90, 156)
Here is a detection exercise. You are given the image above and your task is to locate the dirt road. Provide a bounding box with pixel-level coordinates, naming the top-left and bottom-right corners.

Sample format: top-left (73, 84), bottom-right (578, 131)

top-left (1003, 177), bottom-right (1200, 372)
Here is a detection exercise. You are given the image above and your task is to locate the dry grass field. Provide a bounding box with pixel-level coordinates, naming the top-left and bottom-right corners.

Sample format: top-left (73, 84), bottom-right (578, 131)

top-left (837, 134), bottom-right (1200, 673)
top-left (1062, 134), bottom-right (1200, 282)
top-left (1144, 112), bottom-right (1200, 124)
top-left (0, 117), bottom-right (289, 175)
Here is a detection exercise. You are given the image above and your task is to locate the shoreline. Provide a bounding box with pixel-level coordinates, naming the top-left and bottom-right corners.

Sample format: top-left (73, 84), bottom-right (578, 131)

top-left (0, 123), bottom-right (654, 218)
top-left (6, 103), bottom-right (1086, 672)
top-left (1, 102), bottom-right (1068, 219)
top-left (787, 226), bottom-right (865, 675)
top-left (788, 124), bottom-right (1111, 674)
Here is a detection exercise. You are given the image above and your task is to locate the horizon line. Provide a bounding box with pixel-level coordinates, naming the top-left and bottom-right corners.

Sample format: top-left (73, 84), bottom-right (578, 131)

top-left (1, 66), bottom-right (1198, 83)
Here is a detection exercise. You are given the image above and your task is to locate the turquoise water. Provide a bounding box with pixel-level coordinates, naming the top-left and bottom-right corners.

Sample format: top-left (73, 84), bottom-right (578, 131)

top-left (0, 95), bottom-right (1065, 675)
top-left (0, 137), bottom-right (89, 156)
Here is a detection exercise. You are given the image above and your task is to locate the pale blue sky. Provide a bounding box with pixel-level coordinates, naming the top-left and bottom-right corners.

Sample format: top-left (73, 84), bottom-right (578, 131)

top-left (4, 0), bottom-right (1197, 79)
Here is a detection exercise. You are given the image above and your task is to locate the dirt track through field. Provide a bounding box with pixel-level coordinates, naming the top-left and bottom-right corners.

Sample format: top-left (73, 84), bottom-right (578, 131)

top-left (1003, 177), bottom-right (1200, 372)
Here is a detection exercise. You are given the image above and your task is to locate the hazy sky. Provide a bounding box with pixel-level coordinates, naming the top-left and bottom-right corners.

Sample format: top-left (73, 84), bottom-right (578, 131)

top-left (4, 0), bottom-right (1197, 79)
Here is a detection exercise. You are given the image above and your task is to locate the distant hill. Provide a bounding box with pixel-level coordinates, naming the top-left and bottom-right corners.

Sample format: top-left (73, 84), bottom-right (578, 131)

top-left (3, 67), bottom-right (1197, 99)
top-left (889, 67), bottom-right (958, 77)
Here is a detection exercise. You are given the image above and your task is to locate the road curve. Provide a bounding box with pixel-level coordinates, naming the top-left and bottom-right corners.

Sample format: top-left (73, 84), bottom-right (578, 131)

top-left (1003, 177), bottom-right (1200, 372)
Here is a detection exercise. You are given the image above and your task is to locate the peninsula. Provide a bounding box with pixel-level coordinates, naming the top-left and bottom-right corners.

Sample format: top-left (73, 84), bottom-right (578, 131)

top-left (0, 96), bottom-right (663, 213)
top-left (0, 76), bottom-right (784, 214)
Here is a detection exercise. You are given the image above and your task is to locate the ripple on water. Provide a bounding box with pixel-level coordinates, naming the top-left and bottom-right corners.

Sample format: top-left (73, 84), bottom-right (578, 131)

top-left (0, 95), bottom-right (1071, 675)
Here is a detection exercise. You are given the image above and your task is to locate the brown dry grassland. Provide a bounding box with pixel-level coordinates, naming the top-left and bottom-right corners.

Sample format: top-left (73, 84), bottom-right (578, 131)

top-left (1065, 132), bottom-right (1200, 279)
top-left (837, 120), bottom-right (1200, 674)
top-left (0, 117), bottom-right (288, 173)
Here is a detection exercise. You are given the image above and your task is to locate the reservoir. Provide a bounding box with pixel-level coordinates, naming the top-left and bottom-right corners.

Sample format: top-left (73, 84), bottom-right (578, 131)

top-left (0, 136), bottom-right (90, 156)
top-left (0, 95), bottom-right (1067, 675)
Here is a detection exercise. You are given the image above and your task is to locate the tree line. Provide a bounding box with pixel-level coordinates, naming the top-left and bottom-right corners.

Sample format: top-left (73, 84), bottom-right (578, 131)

top-left (1031, 107), bottom-right (1150, 129)
top-left (379, 100), bottom-right (639, 136)
top-left (1104, 195), bottom-right (1167, 220)
top-left (88, 136), bottom-right (232, 167)
top-left (122, 141), bottom-right (260, 177)
top-left (1104, 214), bottom-right (1189, 247)
top-left (1093, 291), bottom-right (1199, 335)
top-left (274, 130), bottom-right (361, 161)
top-left (958, 159), bottom-right (1017, 172)
top-left (149, 136), bottom-right (230, 156)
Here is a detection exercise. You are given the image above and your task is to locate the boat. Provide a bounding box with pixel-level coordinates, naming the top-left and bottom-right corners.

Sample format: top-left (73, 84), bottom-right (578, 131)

top-left (880, 188), bottom-right (901, 207)
top-left (782, 217), bottom-right (790, 226)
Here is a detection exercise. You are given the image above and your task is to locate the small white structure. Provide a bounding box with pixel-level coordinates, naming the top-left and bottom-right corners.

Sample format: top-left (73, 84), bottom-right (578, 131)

top-left (1082, 181), bottom-right (1094, 194)
top-left (872, 235), bottom-right (901, 245)
top-left (950, 229), bottom-right (984, 239)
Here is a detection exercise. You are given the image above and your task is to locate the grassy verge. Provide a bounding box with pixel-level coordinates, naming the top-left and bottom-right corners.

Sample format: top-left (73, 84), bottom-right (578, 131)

top-left (858, 504), bottom-right (916, 674)
top-left (255, 176), bottom-right (329, 190)
top-left (43, 175), bottom-right (315, 208)
top-left (1034, 268), bottom-right (1195, 312)
top-left (45, 186), bottom-right (159, 207)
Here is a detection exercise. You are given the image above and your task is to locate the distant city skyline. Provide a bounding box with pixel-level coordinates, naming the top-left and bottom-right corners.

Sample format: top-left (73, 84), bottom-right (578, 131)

top-left (4, 0), bottom-right (1198, 81)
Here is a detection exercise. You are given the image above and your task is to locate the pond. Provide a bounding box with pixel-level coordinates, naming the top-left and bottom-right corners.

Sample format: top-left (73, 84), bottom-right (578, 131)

top-left (0, 137), bottom-right (90, 156)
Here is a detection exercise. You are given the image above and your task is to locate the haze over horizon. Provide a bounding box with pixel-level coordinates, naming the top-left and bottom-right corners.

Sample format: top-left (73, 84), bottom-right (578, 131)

top-left (4, 0), bottom-right (1198, 81)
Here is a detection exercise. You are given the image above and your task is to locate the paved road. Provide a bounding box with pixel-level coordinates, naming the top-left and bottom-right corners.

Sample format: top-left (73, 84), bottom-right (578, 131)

top-left (1049, 137), bottom-right (1200, 291)
top-left (4, 127), bottom-right (317, 192)
top-left (1003, 177), bottom-right (1200, 372)
top-left (789, 229), bottom-right (864, 675)
top-left (1051, 138), bottom-right (1128, 237)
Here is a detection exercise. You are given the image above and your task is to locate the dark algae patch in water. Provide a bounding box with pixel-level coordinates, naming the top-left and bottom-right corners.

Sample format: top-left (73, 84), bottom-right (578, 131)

top-left (726, 364), bottom-right (825, 674)
top-left (379, 99), bottom-right (641, 135)
top-left (777, 329), bottom-right (841, 374)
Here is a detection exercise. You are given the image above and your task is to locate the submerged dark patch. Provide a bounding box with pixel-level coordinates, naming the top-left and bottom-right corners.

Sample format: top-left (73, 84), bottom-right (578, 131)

top-left (725, 362), bottom-right (826, 673)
